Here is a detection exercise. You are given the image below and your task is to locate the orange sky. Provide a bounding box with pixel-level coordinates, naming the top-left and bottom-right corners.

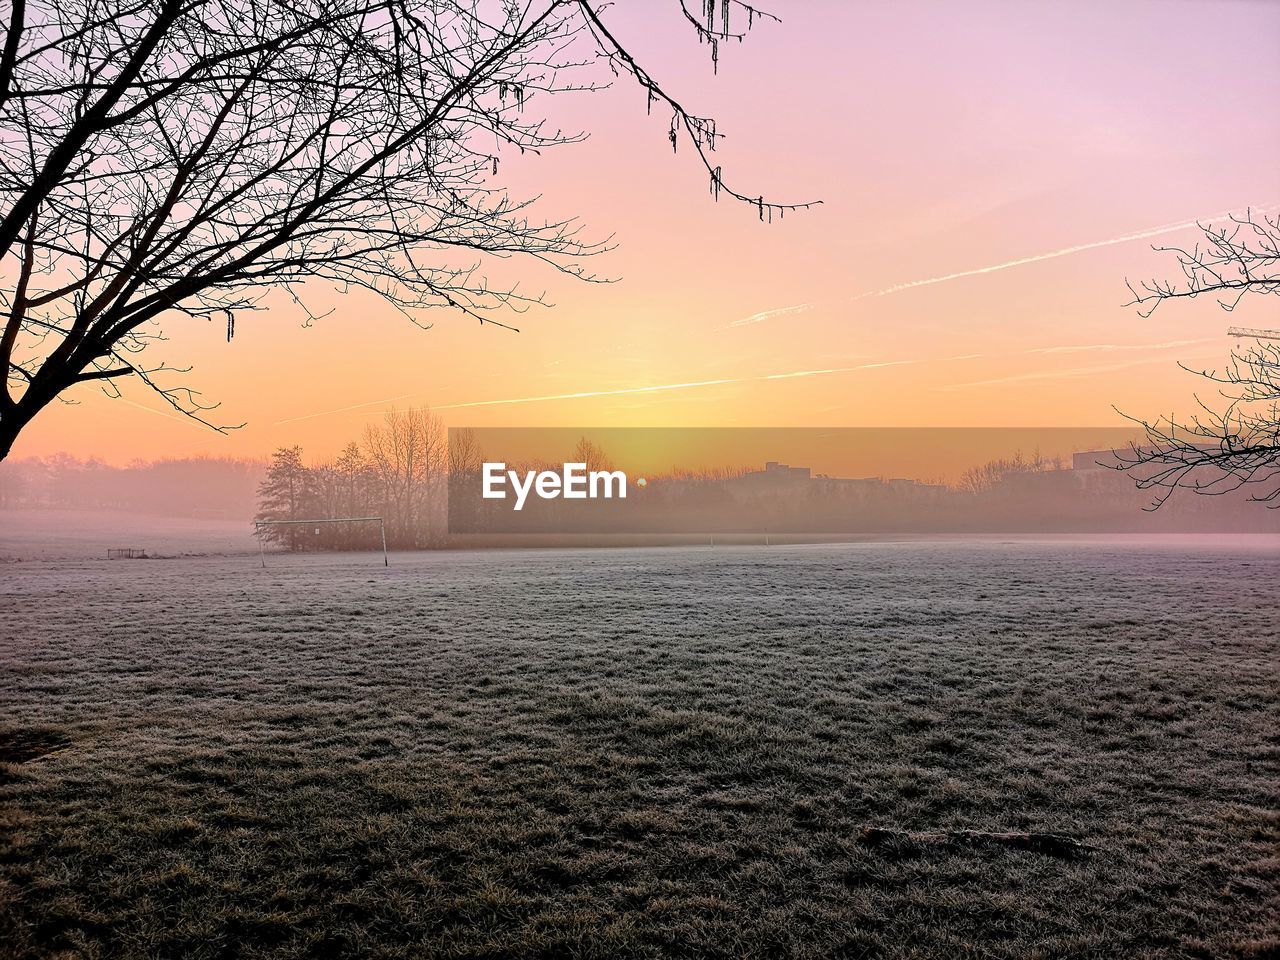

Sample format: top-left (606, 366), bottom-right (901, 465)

top-left (12, 0), bottom-right (1280, 465)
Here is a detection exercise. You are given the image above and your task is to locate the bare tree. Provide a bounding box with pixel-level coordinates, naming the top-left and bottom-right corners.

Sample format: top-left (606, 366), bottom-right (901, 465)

top-left (363, 405), bottom-right (445, 546)
top-left (957, 449), bottom-right (1062, 496)
top-left (0, 0), bottom-right (816, 460)
top-left (447, 426), bottom-right (481, 473)
top-left (1116, 211), bottom-right (1280, 507)
top-left (571, 434), bottom-right (611, 472)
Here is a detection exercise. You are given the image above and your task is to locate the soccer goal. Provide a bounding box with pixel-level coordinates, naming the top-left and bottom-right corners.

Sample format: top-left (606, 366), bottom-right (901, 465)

top-left (253, 517), bottom-right (388, 567)
top-left (107, 547), bottom-right (148, 559)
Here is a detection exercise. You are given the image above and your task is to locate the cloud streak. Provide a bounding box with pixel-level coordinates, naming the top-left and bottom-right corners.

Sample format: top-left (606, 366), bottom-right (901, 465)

top-left (431, 360), bottom-right (918, 411)
top-left (275, 393), bottom-right (417, 425)
top-left (941, 356), bottom-right (1179, 391)
top-left (1025, 337), bottom-right (1216, 355)
top-left (731, 303), bottom-right (815, 327)
top-left (728, 204), bottom-right (1275, 328)
top-left (267, 338), bottom-right (1222, 424)
top-left (941, 337), bottom-right (1222, 390)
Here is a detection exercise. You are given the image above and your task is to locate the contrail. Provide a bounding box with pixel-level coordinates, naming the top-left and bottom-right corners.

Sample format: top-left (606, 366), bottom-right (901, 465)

top-left (728, 203), bottom-right (1276, 328)
top-left (944, 340), bottom-right (1224, 390)
top-left (275, 392), bottom-right (416, 425)
top-left (431, 360), bottom-right (918, 411)
top-left (263, 339), bottom-right (1225, 424)
top-left (1026, 337), bottom-right (1216, 355)
top-left (733, 303), bottom-right (814, 327)
top-left (761, 360), bottom-right (915, 381)
top-left (941, 338), bottom-right (1222, 389)
top-left (116, 396), bottom-right (194, 424)
top-left (942, 355), bottom-right (1187, 391)
top-left (432, 339), bottom-right (1211, 411)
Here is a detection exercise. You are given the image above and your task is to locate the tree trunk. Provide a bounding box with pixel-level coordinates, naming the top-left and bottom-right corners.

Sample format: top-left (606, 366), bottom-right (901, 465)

top-left (0, 409), bottom-right (28, 462)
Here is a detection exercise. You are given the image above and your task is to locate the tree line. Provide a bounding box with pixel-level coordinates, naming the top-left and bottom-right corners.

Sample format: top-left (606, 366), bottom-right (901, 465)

top-left (255, 417), bottom-right (623, 550)
top-left (0, 454), bottom-right (263, 516)
top-left (256, 408), bottom-right (471, 551)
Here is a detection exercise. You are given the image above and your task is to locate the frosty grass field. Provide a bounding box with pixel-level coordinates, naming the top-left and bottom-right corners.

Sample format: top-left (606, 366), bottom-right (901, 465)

top-left (2, 539), bottom-right (1278, 958)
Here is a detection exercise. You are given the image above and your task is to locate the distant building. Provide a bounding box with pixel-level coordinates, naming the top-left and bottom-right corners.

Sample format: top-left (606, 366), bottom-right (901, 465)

top-left (738, 462), bottom-right (943, 499)
top-left (747, 461), bottom-right (812, 482)
top-left (1001, 467), bottom-right (1082, 493)
top-left (1072, 449), bottom-right (1126, 471)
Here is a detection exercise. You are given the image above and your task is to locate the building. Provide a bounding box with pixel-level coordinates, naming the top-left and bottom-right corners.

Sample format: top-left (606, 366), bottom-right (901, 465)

top-left (744, 461), bottom-right (812, 482)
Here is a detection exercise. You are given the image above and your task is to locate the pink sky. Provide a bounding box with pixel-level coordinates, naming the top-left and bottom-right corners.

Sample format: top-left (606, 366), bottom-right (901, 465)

top-left (14, 0), bottom-right (1280, 463)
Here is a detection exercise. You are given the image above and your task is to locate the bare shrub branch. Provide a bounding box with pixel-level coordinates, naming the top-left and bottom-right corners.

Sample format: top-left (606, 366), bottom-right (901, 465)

top-left (1115, 212), bottom-right (1280, 507)
top-left (1124, 210), bottom-right (1280, 318)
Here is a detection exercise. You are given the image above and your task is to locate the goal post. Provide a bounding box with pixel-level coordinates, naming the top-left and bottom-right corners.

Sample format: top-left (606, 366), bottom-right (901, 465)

top-left (253, 517), bottom-right (388, 567)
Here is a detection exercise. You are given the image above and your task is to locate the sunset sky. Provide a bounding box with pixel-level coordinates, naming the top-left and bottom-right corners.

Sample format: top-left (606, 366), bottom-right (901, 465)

top-left (13, 0), bottom-right (1280, 464)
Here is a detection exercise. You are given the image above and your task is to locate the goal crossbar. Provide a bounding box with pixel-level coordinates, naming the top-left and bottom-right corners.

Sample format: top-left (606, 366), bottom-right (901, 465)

top-left (253, 517), bottom-right (388, 567)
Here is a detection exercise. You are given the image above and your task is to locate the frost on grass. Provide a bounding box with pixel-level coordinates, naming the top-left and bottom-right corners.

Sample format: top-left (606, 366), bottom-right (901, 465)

top-left (1, 542), bottom-right (1278, 958)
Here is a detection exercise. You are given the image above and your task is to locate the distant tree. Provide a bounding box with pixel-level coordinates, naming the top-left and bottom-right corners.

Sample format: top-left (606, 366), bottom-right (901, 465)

top-left (137, 455), bottom-right (265, 517)
top-left (0, 0), bottom-right (816, 461)
top-left (0, 453), bottom-right (264, 512)
top-left (255, 446), bottom-right (316, 550)
top-left (308, 461), bottom-right (346, 549)
top-left (334, 442), bottom-right (379, 524)
top-left (571, 436), bottom-right (612, 473)
top-left (444, 426), bottom-right (484, 531)
top-left (43, 452), bottom-right (85, 505)
top-left (1117, 212), bottom-right (1280, 507)
top-left (667, 464), bottom-right (747, 483)
top-left (448, 428), bottom-right (483, 476)
top-left (0, 455), bottom-right (27, 507)
top-left (307, 443), bottom-right (382, 548)
top-left (958, 450), bottom-right (1063, 495)
top-left (363, 407), bottom-right (445, 547)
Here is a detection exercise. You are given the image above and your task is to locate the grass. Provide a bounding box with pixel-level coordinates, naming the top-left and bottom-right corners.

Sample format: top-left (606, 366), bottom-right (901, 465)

top-left (1, 540), bottom-right (1278, 958)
